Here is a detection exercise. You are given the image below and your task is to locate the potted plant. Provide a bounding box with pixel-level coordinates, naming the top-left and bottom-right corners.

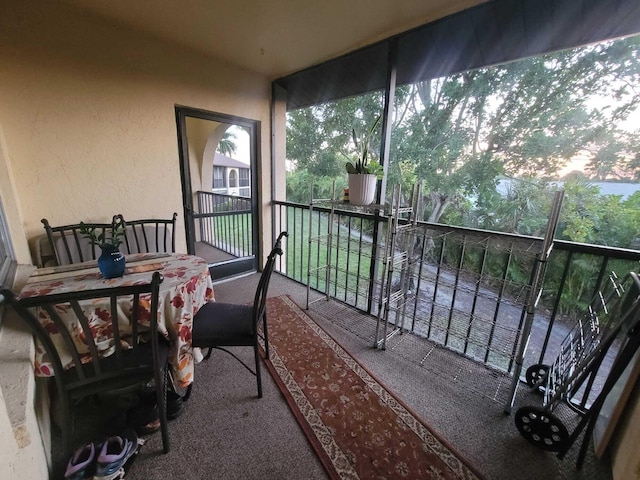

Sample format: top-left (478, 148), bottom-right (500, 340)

top-left (79, 221), bottom-right (127, 278)
top-left (345, 116), bottom-right (383, 205)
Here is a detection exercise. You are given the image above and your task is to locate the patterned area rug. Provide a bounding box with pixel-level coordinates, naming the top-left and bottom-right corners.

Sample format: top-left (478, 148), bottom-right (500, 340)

top-left (263, 295), bottom-right (484, 480)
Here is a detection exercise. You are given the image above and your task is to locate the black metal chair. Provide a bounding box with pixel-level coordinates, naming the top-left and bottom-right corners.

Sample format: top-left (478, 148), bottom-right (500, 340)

top-left (188, 231), bottom-right (287, 399)
top-left (41, 218), bottom-right (120, 265)
top-left (115, 213), bottom-right (177, 254)
top-left (0, 272), bottom-right (170, 458)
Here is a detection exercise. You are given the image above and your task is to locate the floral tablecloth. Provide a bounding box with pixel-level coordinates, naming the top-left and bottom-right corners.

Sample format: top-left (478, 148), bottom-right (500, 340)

top-left (19, 253), bottom-right (215, 387)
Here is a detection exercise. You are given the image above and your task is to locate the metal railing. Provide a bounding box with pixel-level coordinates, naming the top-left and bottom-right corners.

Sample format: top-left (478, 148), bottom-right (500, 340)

top-left (272, 199), bottom-right (640, 405)
top-left (196, 191), bottom-right (252, 257)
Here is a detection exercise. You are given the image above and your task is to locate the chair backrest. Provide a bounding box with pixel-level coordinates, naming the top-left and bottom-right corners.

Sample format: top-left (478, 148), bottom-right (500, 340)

top-left (253, 231), bottom-right (288, 327)
top-left (0, 272), bottom-right (164, 397)
top-left (41, 218), bottom-right (114, 265)
top-left (115, 213), bottom-right (177, 254)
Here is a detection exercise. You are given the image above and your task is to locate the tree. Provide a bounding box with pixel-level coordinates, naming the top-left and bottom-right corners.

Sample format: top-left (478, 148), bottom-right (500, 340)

top-left (470, 178), bottom-right (552, 236)
top-left (216, 130), bottom-right (238, 156)
top-left (387, 36), bottom-right (640, 225)
top-left (286, 34), bottom-right (640, 236)
top-left (286, 94), bottom-right (383, 178)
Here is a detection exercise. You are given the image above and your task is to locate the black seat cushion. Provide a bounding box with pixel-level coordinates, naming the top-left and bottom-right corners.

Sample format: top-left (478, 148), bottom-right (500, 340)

top-left (192, 302), bottom-right (254, 347)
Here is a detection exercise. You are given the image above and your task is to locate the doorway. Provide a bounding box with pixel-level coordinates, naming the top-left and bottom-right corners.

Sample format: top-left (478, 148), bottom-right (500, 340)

top-left (175, 106), bottom-right (259, 280)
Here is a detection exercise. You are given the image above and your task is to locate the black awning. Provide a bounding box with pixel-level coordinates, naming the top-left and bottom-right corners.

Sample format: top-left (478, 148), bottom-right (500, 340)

top-left (275, 0), bottom-right (640, 110)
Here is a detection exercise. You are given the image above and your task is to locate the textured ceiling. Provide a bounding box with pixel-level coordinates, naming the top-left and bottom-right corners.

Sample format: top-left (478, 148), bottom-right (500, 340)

top-left (61, 0), bottom-right (485, 78)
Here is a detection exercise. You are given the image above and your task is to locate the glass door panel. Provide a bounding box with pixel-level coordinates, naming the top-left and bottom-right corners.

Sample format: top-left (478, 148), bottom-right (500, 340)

top-left (176, 107), bottom-right (258, 280)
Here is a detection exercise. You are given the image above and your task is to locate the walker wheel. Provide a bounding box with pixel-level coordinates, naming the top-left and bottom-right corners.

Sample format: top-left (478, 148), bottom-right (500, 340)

top-left (515, 406), bottom-right (569, 452)
top-left (525, 364), bottom-right (550, 387)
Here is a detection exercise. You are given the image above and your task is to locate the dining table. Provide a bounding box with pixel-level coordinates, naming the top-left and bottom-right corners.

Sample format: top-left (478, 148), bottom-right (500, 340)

top-left (19, 252), bottom-right (215, 387)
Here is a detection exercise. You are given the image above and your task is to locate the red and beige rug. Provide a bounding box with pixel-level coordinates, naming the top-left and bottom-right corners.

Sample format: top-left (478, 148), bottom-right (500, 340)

top-left (263, 295), bottom-right (484, 480)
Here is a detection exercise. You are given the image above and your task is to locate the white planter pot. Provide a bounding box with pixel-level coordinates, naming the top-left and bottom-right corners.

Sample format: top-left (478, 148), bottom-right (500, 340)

top-left (348, 173), bottom-right (377, 206)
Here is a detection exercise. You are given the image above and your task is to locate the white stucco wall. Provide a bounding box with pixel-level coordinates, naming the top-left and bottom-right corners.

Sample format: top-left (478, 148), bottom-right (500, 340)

top-left (0, 307), bottom-right (50, 480)
top-left (0, 2), bottom-right (272, 477)
top-left (0, 1), bottom-right (271, 262)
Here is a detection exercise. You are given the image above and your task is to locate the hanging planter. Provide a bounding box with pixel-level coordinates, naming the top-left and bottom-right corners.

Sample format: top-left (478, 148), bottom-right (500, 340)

top-left (344, 116), bottom-right (382, 206)
top-left (348, 173), bottom-right (378, 205)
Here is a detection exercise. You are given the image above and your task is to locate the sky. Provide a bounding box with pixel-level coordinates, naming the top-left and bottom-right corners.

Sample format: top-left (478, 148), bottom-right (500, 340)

top-left (226, 125), bottom-right (250, 166)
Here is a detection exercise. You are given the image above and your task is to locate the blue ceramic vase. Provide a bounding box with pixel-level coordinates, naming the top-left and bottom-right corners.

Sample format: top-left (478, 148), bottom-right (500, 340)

top-left (98, 244), bottom-right (126, 278)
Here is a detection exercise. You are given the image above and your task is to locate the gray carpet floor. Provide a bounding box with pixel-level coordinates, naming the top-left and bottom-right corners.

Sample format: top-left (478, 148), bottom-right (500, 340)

top-left (115, 273), bottom-right (613, 480)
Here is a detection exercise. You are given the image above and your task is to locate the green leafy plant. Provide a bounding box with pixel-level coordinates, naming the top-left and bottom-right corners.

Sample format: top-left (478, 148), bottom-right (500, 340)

top-left (345, 116), bottom-right (383, 179)
top-left (79, 221), bottom-right (126, 248)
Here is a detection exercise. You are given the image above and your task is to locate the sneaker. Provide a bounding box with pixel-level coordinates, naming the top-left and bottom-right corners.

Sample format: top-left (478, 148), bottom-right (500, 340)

top-left (64, 442), bottom-right (96, 480)
top-left (93, 430), bottom-right (138, 480)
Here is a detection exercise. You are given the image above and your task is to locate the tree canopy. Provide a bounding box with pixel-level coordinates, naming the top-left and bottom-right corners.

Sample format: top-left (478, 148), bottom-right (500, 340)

top-left (285, 34), bottom-right (640, 249)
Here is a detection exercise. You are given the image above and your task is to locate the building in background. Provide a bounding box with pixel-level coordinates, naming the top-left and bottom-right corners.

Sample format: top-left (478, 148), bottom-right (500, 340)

top-left (212, 152), bottom-right (251, 197)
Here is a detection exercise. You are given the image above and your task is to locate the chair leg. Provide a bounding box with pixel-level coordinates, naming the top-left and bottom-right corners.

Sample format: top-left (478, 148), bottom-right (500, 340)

top-left (263, 313), bottom-right (269, 359)
top-left (60, 391), bottom-right (72, 461)
top-left (155, 367), bottom-right (170, 453)
top-left (254, 342), bottom-right (262, 398)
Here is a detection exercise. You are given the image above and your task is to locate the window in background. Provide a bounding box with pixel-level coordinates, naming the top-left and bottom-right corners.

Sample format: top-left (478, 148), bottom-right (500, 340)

top-left (213, 166), bottom-right (226, 189)
top-left (229, 170), bottom-right (238, 188)
top-left (239, 168), bottom-right (250, 187)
